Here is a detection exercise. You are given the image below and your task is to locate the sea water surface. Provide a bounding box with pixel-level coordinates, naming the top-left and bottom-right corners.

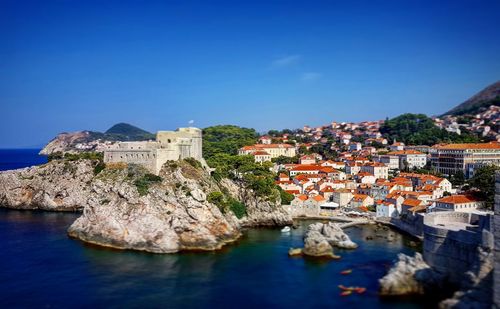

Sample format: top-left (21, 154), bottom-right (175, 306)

top-left (0, 150), bottom-right (427, 308)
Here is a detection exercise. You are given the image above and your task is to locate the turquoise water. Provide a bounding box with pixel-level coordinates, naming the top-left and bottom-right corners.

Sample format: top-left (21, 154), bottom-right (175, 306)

top-left (0, 150), bottom-right (429, 308)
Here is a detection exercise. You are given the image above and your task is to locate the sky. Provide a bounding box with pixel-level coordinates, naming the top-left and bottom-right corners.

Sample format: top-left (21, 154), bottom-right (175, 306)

top-left (1, 0), bottom-right (500, 148)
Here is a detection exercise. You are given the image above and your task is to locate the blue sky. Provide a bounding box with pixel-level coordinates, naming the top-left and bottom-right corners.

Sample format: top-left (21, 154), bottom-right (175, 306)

top-left (1, 0), bottom-right (500, 148)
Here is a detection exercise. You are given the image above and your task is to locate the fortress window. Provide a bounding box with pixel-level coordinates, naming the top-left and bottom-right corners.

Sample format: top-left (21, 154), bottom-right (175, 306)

top-left (168, 139), bottom-right (171, 143)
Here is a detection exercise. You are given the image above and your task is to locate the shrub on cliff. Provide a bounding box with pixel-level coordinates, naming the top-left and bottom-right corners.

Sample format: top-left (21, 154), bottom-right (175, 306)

top-left (207, 191), bottom-right (247, 219)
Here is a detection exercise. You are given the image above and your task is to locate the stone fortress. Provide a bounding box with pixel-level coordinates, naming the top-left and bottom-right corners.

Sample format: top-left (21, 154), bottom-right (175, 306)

top-left (104, 127), bottom-right (203, 174)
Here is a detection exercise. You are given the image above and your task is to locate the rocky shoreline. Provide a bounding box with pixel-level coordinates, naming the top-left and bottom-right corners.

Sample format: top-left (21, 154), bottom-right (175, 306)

top-left (0, 159), bottom-right (292, 253)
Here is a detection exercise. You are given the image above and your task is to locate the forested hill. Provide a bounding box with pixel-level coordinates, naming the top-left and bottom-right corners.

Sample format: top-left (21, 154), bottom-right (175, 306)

top-left (380, 114), bottom-right (479, 145)
top-left (443, 81), bottom-right (500, 116)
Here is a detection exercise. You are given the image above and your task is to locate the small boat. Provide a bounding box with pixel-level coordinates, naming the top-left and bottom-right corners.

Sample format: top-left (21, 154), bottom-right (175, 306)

top-left (281, 226), bottom-right (291, 233)
top-left (338, 285), bottom-right (355, 291)
top-left (340, 290), bottom-right (352, 296)
top-left (354, 287), bottom-right (366, 294)
top-left (340, 269), bottom-right (352, 275)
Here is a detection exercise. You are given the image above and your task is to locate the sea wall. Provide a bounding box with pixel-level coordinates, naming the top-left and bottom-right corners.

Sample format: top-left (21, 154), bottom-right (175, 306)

top-left (423, 211), bottom-right (493, 284)
top-left (494, 171), bottom-right (500, 308)
top-left (389, 214), bottom-right (424, 238)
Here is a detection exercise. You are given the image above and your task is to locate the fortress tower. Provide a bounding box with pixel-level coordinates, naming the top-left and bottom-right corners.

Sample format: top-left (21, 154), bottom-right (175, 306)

top-left (103, 127), bottom-right (203, 174)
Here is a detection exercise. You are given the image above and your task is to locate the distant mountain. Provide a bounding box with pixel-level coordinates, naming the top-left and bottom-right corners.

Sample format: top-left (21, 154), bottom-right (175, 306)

top-left (103, 123), bottom-right (155, 141)
top-left (40, 123), bottom-right (155, 155)
top-left (443, 81), bottom-right (500, 116)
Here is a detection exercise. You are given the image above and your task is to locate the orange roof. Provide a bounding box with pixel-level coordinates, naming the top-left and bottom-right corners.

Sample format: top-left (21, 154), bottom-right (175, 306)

top-left (352, 194), bottom-right (369, 202)
top-left (291, 165), bottom-right (322, 171)
top-left (285, 190), bottom-right (300, 194)
top-left (279, 173), bottom-right (289, 178)
top-left (254, 143), bottom-right (294, 149)
top-left (402, 198), bottom-right (423, 207)
top-left (296, 195), bottom-right (308, 201)
top-left (387, 150), bottom-right (425, 155)
top-left (432, 142), bottom-right (500, 150)
top-left (312, 195), bottom-right (326, 202)
top-left (253, 151), bottom-right (270, 156)
top-left (319, 167), bottom-right (336, 173)
top-left (436, 195), bottom-right (483, 204)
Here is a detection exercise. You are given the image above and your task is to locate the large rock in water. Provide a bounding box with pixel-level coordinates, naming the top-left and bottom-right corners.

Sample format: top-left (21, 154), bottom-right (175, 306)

top-left (379, 253), bottom-right (444, 296)
top-left (0, 158), bottom-right (291, 253)
top-left (302, 222), bottom-right (357, 258)
top-left (68, 164), bottom-right (240, 253)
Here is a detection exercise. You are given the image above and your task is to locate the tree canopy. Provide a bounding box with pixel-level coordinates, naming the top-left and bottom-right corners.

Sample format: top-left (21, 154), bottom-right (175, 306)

top-left (467, 165), bottom-right (499, 209)
top-left (203, 125), bottom-right (258, 159)
top-left (380, 113), bottom-right (480, 145)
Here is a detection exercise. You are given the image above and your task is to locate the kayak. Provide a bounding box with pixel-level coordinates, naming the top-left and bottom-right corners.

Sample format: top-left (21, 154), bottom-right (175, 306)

top-left (340, 290), bottom-right (352, 296)
top-left (338, 285), bottom-right (355, 291)
top-left (354, 287), bottom-right (366, 294)
top-left (340, 269), bottom-right (352, 275)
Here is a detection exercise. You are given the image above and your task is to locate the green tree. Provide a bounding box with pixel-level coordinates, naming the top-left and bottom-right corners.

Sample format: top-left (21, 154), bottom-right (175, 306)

top-left (467, 165), bottom-right (500, 209)
top-left (380, 113), bottom-right (481, 145)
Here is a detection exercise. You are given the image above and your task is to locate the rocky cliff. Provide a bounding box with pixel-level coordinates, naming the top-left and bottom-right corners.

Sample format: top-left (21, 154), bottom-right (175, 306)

top-left (0, 160), bottom-right (94, 211)
top-left (0, 159), bottom-right (291, 253)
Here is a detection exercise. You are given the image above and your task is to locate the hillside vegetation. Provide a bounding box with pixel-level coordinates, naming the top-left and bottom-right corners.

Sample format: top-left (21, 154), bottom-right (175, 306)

top-left (380, 113), bottom-right (479, 145)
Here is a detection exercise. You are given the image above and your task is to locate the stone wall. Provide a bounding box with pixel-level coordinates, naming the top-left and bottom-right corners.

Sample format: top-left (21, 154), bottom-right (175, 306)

top-left (423, 211), bottom-right (493, 284)
top-left (494, 171), bottom-right (500, 308)
top-left (389, 214), bottom-right (424, 238)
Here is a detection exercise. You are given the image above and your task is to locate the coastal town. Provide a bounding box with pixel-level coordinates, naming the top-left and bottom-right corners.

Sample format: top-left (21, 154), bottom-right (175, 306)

top-left (238, 119), bottom-right (500, 228)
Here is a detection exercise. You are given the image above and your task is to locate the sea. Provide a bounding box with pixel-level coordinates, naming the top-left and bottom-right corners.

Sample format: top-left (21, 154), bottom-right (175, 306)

top-left (0, 149), bottom-right (433, 308)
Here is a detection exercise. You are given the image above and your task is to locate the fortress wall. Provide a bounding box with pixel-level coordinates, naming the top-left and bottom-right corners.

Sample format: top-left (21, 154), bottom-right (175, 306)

top-left (104, 149), bottom-right (156, 173)
top-left (389, 214), bottom-right (424, 238)
top-left (494, 172), bottom-right (500, 308)
top-left (423, 211), bottom-right (493, 284)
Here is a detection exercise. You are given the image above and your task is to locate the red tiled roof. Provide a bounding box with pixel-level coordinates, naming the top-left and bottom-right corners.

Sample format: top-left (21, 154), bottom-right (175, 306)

top-left (436, 195), bottom-right (483, 204)
top-left (432, 142), bottom-right (500, 150)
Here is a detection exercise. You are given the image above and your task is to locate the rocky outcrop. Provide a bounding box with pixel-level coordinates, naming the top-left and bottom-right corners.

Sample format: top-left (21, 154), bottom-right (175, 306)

top-left (0, 159), bottom-right (291, 253)
top-left (40, 131), bottom-right (114, 155)
top-left (68, 162), bottom-right (240, 253)
top-left (220, 178), bottom-right (292, 227)
top-left (0, 160), bottom-right (94, 211)
top-left (379, 253), bottom-right (444, 296)
top-left (302, 222), bottom-right (357, 258)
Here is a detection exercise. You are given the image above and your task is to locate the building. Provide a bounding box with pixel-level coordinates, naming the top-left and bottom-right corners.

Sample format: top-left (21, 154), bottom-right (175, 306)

top-left (430, 142), bottom-right (500, 178)
top-left (375, 154), bottom-right (400, 170)
top-left (361, 162), bottom-right (389, 179)
top-left (299, 154), bottom-right (316, 165)
top-left (432, 195), bottom-right (485, 212)
top-left (376, 201), bottom-right (397, 218)
top-left (259, 136), bottom-right (272, 144)
top-left (387, 150), bottom-right (427, 170)
top-left (239, 144), bottom-right (296, 160)
top-left (104, 127), bottom-right (202, 175)
top-left (252, 151), bottom-right (271, 163)
top-left (389, 142), bottom-right (405, 151)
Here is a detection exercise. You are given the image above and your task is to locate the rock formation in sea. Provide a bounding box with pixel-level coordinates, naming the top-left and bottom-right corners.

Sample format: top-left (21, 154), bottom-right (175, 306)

top-left (0, 158), bottom-right (292, 253)
top-left (379, 253), bottom-right (444, 296)
top-left (302, 222), bottom-right (357, 258)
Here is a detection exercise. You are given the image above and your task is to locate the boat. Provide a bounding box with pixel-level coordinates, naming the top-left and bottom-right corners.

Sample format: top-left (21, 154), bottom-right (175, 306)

top-left (281, 226), bottom-right (291, 233)
top-left (338, 285), bottom-right (355, 291)
top-left (340, 290), bottom-right (352, 296)
top-left (340, 269), bottom-right (352, 275)
top-left (354, 287), bottom-right (366, 294)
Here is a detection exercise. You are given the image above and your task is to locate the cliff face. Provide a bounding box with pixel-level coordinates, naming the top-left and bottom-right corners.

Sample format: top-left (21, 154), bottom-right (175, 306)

top-left (0, 159), bottom-right (291, 253)
top-left (0, 160), bottom-right (94, 211)
top-left (220, 178), bottom-right (292, 227)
